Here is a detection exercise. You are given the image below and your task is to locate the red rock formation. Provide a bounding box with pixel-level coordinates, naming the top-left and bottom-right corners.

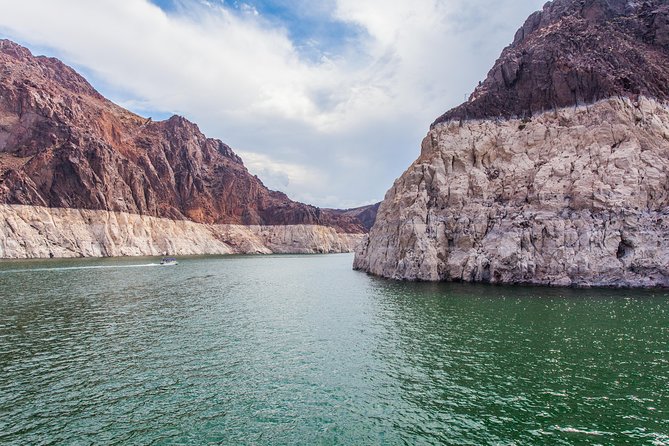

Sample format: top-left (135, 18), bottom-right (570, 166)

top-left (0, 40), bottom-right (365, 233)
top-left (433, 0), bottom-right (669, 126)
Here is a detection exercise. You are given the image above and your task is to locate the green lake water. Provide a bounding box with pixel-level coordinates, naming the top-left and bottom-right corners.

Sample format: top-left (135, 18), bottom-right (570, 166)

top-left (0, 253), bottom-right (667, 445)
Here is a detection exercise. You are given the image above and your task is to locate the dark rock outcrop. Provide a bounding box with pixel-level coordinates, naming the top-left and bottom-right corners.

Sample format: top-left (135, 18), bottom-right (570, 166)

top-left (324, 203), bottom-right (380, 231)
top-left (0, 40), bottom-right (365, 233)
top-left (433, 0), bottom-right (669, 126)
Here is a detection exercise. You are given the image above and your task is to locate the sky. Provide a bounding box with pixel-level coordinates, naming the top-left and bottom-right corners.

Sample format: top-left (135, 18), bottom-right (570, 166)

top-left (0, 0), bottom-right (545, 209)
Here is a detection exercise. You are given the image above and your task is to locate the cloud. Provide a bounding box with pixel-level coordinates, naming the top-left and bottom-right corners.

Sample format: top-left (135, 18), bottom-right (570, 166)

top-left (237, 150), bottom-right (322, 191)
top-left (0, 0), bottom-right (545, 208)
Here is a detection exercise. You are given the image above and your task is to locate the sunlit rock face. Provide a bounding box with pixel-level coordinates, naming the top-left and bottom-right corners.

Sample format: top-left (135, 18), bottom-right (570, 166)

top-left (356, 0), bottom-right (669, 287)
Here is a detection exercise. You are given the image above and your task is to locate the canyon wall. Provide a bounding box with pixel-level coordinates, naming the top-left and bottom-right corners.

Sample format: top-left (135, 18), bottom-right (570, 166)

top-left (1, 204), bottom-right (363, 259)
top-left (355, 0), bottom-right (669, 287)
top-left (0, 39), bottom-right (369, 252)
top-left (355, 97), bottom-right (669, 287)
top-left (0, 39), bottom-right (371, 258)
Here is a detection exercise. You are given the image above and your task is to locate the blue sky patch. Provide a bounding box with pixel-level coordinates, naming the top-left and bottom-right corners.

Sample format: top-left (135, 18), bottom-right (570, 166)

top-left (149, 0), bottom-right (363, 60)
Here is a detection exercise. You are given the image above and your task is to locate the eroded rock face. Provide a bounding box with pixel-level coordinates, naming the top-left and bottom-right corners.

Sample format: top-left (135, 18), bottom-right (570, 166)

top-left (0, 204), bottom-right (363, 258)
top-left (355, 97), bottom-right (669, 287)
top-left (433, 0), bottom-right (669, 125)
top-left (357, 0), bottom-right (669, 287)
top-left (0, 39), bottom-right (365, 233)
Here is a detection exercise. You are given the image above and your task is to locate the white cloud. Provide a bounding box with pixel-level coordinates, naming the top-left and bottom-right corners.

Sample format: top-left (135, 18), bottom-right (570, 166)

top-left (236, 150), bottom-right (323, 192)
top-left (0, 0), bottom-right (545, 208)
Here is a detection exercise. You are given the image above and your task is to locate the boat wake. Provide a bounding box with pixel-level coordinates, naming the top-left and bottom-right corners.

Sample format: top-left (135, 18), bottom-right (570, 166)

top-left (0, 263), bottom-right (161, 274)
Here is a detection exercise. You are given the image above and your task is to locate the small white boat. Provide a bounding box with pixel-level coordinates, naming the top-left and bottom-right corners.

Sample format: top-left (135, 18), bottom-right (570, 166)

top-left (160, 257), bottom-right (178, 266)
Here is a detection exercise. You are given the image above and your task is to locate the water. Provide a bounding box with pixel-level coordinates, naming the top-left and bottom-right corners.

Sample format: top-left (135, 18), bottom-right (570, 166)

top-left (0, 254), bottom-right (667, 445)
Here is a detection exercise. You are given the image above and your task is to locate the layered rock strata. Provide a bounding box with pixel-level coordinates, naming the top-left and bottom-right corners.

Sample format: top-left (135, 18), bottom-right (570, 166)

top-left (355, 0), bottom-right (669, 287)
top-left (355, 97), bottom-right (669, 287)
top-left (1, 204), bottom-right (363, 258)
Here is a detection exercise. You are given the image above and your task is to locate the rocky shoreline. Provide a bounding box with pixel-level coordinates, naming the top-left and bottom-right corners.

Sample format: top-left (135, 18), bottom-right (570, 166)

top-left (1, 204), bottom-right (363, 259)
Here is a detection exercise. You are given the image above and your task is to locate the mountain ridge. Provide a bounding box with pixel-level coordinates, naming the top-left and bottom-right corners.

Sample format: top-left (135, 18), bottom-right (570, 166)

top-left (0, 39), bottom-right (370, 234)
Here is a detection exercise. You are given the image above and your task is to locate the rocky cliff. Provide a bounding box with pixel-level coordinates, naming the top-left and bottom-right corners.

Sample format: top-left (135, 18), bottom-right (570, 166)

top-left (0, 204), bottom-right (363, 258)
top-left (0, 39), bottom-right (365, 232)
top-left (355, 0), bottom-right (669, 287)
top-left (0, 39), bottom-right (367, 258)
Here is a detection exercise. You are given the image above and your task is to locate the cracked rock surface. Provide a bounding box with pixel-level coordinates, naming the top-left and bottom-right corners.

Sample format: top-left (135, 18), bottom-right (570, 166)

top-left (357, 0), bottom-right (669, 287)
top-left (355, 97), bottom-right (669, 287)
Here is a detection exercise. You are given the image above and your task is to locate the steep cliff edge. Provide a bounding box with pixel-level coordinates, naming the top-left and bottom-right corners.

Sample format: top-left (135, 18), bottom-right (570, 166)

top-left (355, 0), bottom-right (669, 287)
top-left (0, 39), bottom-right (364, 233)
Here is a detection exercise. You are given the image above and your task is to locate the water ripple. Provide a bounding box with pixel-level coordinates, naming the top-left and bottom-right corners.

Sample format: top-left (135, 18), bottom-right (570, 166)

top-left (0, 254), bottom-right (667, 445)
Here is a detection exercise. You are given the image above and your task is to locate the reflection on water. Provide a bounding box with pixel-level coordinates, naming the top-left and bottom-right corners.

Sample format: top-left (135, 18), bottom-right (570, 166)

top-left (0, 254), bottom-right (667, 445)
